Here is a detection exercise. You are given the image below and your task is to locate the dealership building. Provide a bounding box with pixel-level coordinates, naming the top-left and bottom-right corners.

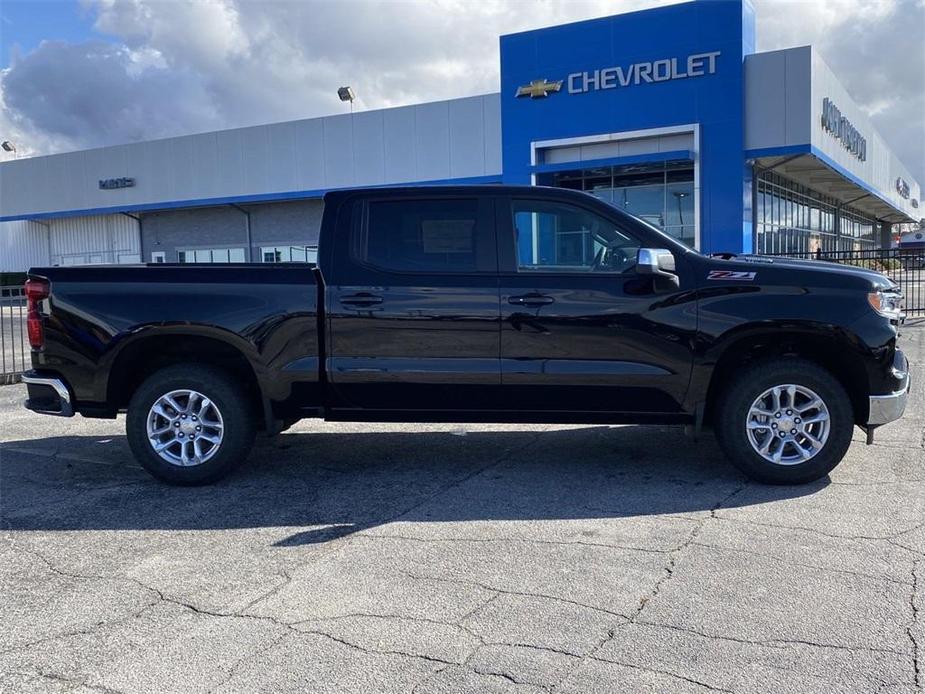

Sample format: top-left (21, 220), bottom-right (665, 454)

top-left (0, 0), bottom-right (921, 271)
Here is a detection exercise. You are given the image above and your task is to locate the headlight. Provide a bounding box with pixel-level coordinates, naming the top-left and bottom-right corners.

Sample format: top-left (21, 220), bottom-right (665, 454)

top-left (868, 290), bottom-right (903, 319)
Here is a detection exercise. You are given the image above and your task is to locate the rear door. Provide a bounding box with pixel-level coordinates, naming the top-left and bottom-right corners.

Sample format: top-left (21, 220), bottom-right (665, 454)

top-left (325, 193), bottom-right (501, 412)
top-left (497, 193), bottom-right (696, 414)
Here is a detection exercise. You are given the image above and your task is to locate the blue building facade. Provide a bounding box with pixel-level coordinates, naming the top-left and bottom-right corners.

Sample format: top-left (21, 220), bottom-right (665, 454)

top-left (501, 0), bottom-right (755, 254)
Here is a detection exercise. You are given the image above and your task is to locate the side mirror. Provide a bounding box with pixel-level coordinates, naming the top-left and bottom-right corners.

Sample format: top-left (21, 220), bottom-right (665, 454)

top-left (636, 248), bottom-right (679, 290)
top-left (636, 248), bottom-right (676, 276)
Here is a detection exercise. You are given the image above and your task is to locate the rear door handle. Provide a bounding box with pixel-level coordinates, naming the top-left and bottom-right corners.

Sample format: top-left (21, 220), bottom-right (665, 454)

top-left (341, 293), bottom-right (384, 307)
top-left (508, 294), bottom-right (554, 307)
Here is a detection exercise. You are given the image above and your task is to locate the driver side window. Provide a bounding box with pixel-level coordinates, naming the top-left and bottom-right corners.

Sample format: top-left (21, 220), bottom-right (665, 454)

top-left (512, 199), bottom-right (642, 273)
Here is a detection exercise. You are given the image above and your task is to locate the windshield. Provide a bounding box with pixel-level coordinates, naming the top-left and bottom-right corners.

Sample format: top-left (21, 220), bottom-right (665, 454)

top-left (598, 198), bottom-right (701, 257)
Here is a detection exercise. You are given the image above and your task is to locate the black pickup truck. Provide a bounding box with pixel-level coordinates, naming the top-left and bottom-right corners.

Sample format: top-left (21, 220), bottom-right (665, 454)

top-left (22, 185), bottom-right (909, 485)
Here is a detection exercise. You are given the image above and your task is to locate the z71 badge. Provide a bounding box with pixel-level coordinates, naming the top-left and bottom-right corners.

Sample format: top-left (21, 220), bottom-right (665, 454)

top-left (707, 270), bottom-right (757, 281)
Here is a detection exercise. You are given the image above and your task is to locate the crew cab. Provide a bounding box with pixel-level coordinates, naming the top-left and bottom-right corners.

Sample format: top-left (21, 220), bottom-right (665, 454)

top-left (22, 185), bottom-right (909, 485)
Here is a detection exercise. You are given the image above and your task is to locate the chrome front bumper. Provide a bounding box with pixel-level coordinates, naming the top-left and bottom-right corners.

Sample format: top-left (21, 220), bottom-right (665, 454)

top-left (22, 373), bottom-right (74, 417)
top-left (868, 383), bottom-right (909, 426)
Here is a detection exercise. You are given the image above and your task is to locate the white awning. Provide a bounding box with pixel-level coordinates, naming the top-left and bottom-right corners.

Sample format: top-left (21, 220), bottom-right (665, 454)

top-left (754, 153), bottom-right (918, 225)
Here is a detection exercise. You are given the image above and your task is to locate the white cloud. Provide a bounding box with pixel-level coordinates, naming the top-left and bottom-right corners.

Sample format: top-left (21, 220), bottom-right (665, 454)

top-left (1, 0), bottom-right (922, 183)
top-left (757, 0), bottom-right (925, 184)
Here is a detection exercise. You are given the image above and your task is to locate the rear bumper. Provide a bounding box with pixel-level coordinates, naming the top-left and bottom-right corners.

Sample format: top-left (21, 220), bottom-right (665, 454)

top-left (22, 371), bottom-right (74, 417)
top-left (867, 349), bottom-right (909, 426)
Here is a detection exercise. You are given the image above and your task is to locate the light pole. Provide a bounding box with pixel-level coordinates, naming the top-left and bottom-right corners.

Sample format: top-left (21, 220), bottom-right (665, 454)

top-left (673, 191), bottom-right (688, 225)
top-left (1, 141), bottom-right (17, 160)
top-left (337, 86), bottom-right (356, 114)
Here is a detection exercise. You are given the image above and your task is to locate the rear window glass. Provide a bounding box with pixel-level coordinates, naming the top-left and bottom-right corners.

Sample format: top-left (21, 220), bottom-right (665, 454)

top-left (357, 199), bottom-right (483, 273)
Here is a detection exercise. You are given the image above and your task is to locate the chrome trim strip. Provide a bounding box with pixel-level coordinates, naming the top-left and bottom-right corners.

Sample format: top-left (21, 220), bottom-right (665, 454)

top-left (21, 374), bottom-right (74, 417)
top-left (867, 383), bottom-right (909, 426)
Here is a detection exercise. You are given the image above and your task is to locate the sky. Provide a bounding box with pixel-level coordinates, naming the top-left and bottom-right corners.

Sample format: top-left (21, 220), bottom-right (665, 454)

top-left (0, 0), bottom-right (923, 183)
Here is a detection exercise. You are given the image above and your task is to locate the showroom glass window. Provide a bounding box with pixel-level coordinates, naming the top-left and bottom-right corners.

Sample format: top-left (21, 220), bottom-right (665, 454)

top-left (512, 199), bottom-right (642, 274)
top-left (539, 161), bottom-right (694, 247)
top-left (177, 248), bottom-right (245, 263)
top-left (355, 198), bottom-right (487, 273)
top-left (755, 170), bottom-right (877, 254)
top-left (261, 245), bottom-right (318, 263)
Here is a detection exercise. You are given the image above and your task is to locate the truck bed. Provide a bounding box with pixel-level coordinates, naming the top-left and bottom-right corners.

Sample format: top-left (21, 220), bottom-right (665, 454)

top-left (28, 263), bottom-right (321, 424)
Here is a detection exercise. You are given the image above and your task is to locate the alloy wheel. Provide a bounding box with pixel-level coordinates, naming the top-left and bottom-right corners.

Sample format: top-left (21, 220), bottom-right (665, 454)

top-left (146, 389), bottom-right (224, 467)
top-left (745, 383), bottom-right (831, 465)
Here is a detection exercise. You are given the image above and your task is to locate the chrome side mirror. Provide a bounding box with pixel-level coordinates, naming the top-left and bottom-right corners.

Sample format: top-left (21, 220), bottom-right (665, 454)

top-left (636, 248), bottom-right (679, 291)
top-left (636, 248), bottom-right (676, 277)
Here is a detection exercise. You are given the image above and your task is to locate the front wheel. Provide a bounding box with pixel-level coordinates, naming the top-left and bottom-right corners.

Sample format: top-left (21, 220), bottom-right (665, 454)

top-left (126, 364), bottom-right (256, 485)
top-left (714, 358), bottom-right (854, 484)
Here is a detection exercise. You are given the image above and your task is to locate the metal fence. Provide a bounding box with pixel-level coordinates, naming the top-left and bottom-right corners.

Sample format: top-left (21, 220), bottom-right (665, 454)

top-left (1, 286), bottom-right (28, 384)
top-left (763, 248), bottom-right (925, 316)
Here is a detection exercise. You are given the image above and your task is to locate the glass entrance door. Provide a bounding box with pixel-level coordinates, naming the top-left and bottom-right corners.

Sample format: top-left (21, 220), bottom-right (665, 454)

top-left (539, 161), bottom-right (695, 248)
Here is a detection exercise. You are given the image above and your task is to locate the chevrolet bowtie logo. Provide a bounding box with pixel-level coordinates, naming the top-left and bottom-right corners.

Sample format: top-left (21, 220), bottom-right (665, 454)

top-left (515, 79), bottom-right (563, 99)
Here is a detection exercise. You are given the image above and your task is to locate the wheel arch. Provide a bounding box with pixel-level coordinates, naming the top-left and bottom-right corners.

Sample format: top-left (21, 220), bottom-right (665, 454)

top-left (105, 328), bottom-right (271, 430)
top-left (701, 324), bottom-right (870, 426)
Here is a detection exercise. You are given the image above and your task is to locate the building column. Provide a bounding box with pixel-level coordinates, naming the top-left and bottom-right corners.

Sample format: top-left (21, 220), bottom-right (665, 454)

top-left (834, 204), bottom-right (841, 251)
top-left (879, 221), bottom-right (892, 249)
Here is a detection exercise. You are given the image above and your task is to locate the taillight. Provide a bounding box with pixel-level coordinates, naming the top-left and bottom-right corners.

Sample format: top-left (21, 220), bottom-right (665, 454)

top-left (24, 278), bottom-right (49, 349)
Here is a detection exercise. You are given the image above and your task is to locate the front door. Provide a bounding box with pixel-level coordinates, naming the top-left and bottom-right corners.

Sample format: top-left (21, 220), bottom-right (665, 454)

top-left (497, 194), bottom-right (696, 414)
top-left (326, 194), bottom-right (501, 412)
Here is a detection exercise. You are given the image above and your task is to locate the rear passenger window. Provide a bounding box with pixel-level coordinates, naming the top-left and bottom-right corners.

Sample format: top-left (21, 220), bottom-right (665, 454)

top-left (357, 199), bottom-right (488, 273)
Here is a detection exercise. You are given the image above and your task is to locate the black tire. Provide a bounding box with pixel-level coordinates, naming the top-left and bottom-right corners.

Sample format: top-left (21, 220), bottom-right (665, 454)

top-left (126, 364), bottom-right (256, 485)
top-left (714, 358), bottom-right (854, 484)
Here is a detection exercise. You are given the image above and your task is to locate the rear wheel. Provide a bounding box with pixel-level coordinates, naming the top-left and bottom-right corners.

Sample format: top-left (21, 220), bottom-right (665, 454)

top-left (126, 364), bottom-right (256, 485)
top-left (714, 358), bottom-right (854, 484)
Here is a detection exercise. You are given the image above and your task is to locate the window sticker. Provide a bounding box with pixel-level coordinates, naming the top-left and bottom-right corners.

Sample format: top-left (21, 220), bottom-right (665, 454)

top-left (421, 220), bottom-right (475, 253)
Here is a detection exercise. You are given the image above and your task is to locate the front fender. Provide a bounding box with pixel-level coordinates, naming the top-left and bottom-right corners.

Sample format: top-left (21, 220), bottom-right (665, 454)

top-left (684, 320), bottom-right (873, 415)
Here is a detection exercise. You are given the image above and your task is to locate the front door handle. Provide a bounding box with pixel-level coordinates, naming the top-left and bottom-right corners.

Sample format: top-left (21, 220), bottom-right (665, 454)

top-left (508, 294), bottom-right (555, 307)
top-left (341, 293), bottom-right (384, 307)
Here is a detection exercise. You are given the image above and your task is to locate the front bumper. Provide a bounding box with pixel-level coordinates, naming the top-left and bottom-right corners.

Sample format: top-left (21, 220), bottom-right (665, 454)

top-left (22, 371), bottom-right (74, 417)
top-left (867, 349), bottom-right (909, 426)
top-left (868, 385), bottom-right (909, 426)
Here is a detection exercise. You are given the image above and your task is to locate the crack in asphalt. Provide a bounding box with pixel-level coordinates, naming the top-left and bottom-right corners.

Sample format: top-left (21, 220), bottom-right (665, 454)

top-left (206, 630), bottom-right (291, 694)
top-left (234, 568), bottom-right (294, 614)
top-left (463, 642), bottom-right (581, 694)
top-left (2, 542), bottom-right (471, 693)
top-left (545, 484), bottom-right (748, 693)
top-left (0, 443), bottom-right (145, 471)
top-left (467, 665), bottom-right (549, 692)
top-left (829, 475), bottom-right (925, 484)
top-left (401, 570), bottom-right (631, 623)
top-left (294, 627), bottom-right (459, 666)
top-left (409, 665), bottom-right (450, 694)
top-left (889, 538), bottom-right (925, 557)
top-left (382, 429), bottom-right (547, 526)
top-left (232, 429), bottom-right (550, 620)
top-left (479, 641), bottom-right (582, 659)
top-left (908, 559), bottom-right (921, 690)
top-left (686, 540), bottom-right (912, 586)
top-left (354, 531), bottom-right (675, 556)
top-left (4, 668), bottom-right (129, 694)
top-left (587, 655), bottom-right (734, 693)
top-left (711, 515), bottom-right (925, 543)
top-left (297, 610), bottom-right (479, 631)
top-left (632, 619), bottom-right (909, 657)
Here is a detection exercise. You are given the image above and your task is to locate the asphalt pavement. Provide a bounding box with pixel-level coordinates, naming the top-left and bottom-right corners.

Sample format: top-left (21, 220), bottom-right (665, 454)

top-left (1, 328), bottom-right (923, 693)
